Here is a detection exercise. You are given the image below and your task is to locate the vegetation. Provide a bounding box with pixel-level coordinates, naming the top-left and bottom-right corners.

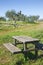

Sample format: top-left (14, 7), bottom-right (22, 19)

top-left (5, 10), bottom-right (40, 23)
top-left (0, 17), bottom-right (6, 21)
top-left (0, 9), bottom-right (42, 65)
top-left (0, 10), bottom-right (40, 24)
top-left (0, 21), bottom-right (43, 65)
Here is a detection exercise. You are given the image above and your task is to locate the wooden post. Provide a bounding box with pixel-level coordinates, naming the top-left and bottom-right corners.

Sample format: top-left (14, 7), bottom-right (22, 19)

top-left (23, 42), bottom-right (27, 51)
top-left (35, 43), bottom-right (38, 57)
top-left (25, 43), bottom-right (27, 49)
top-left (23, 42), bottom-right (28, 61)
top-left (14, 39), bottom-right (17, 46)
top-left (12, 38), bottom-right (16, 46)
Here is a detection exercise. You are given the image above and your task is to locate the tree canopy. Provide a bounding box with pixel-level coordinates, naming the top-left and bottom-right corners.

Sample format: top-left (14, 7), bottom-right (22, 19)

top-left (0, 17), bottom-right (6, 21)
top-left (0, 10), bottom-right (39, 23)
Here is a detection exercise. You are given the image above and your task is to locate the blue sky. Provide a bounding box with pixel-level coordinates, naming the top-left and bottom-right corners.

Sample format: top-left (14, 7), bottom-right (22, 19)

top-left (0, 0), bottom-right (43, 19)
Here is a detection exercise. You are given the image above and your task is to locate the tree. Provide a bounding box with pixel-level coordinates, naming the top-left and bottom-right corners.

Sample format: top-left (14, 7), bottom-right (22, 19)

top-left (5, 10), bottom-right (40, 23)
top-left (34, 15), bottom-right (39, 21)
top-left (29, 15), bottom-right (39, 22)
top-left (5, 10), bottom-right (16, 20)
top-left (17, 10), bottom-right (22, 21)
top-left (5, 10), bottom-right (18, 26)
top-left (0, 17), bottom-right (6, 21)
top-left (21, 14), bottom-right (25, 21)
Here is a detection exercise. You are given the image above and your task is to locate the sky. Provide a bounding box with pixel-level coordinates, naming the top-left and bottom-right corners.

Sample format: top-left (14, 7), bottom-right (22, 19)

top-left (0, 0), bottom-right (43, 19)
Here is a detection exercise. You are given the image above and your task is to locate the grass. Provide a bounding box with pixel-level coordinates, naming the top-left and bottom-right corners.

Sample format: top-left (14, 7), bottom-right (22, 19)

top-left (0, 21), bottom-right (43, 65)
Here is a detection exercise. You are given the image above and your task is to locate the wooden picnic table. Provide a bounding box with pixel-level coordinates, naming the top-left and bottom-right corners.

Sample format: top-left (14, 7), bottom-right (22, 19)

top-left (12, 36), bottom-right (39, 56)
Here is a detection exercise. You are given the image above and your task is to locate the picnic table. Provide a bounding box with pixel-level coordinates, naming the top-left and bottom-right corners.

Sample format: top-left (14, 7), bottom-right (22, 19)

top-left (12, 36), bottom-right (39, 56)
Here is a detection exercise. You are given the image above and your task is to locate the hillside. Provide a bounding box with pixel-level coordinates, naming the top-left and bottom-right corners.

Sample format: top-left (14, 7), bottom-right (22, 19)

top-left (0, 21), bottom-right (43, 65)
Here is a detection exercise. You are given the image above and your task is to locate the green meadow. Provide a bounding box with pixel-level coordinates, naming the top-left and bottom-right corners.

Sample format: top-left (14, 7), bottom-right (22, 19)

top-left (0, 21), bottom-right (43, 65)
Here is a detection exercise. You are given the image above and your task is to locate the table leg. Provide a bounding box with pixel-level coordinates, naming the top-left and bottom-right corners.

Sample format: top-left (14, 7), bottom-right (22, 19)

top-left (14, 39), bottom-right (16, 46)
top-left (23, 42), bottom-right (27, 51)
top-left (13, 39), bottom-right (17, 46)
top-left (35, 44), bottom-right (38, 57)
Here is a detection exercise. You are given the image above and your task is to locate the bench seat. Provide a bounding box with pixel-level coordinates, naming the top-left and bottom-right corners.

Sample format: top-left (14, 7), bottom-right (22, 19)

top-left (3, 43), bottom-right (21, 53)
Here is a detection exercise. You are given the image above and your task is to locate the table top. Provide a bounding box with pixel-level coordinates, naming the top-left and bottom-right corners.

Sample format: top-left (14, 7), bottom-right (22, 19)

top-left (12, 36), bottom-right (39, 43)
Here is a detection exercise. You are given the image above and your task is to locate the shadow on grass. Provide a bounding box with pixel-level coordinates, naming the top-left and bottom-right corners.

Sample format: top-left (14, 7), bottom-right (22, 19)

top-left (16, 57), bottom-right (24, 65)
top-left (23, 51), bottom-right (36, 61)
top-left (16, 51), bottom-right (43, 65)
top-left (38, 54), bottom-right (43, 58)
top-left (23, 51), bottom-right (43, 61)
top-left (16, 51), bottom-right (36, 65)
top-left (16, 60), bottom-right (24, 65)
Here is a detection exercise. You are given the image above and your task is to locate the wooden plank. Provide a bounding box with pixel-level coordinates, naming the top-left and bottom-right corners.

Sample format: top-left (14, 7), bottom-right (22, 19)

top-left (22, 48), bottom-right (35, 52)
top-left (3, 43), bottom-right (21, 53)
top-left (12, 36), bottom-right (39, 43)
